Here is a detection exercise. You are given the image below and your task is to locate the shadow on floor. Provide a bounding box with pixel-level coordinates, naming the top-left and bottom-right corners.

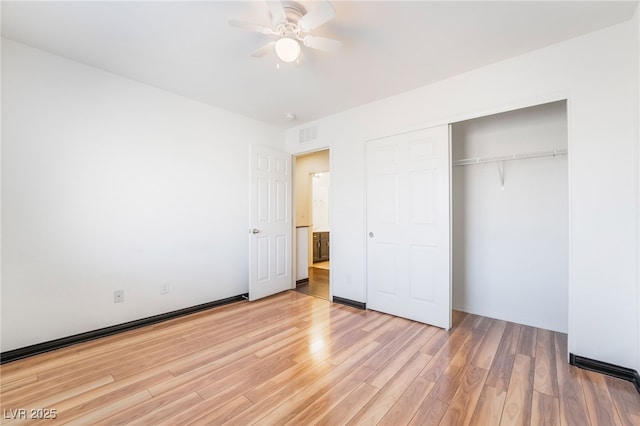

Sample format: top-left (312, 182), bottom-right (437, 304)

top-left (294, 267), bottom-right (329, 300)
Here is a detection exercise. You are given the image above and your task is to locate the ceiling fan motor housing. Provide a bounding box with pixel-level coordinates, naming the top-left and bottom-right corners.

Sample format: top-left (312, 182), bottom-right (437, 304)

top-left (275, 2), bottom-right (307, 39)
top-left (281, 1), bottom-right (307, 19)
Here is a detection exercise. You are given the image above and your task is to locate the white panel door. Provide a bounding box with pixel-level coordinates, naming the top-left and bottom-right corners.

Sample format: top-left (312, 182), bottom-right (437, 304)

top-left (249, 145), bottom-right (292, 301)
top-left (366, 125), bottom-right (451, 329)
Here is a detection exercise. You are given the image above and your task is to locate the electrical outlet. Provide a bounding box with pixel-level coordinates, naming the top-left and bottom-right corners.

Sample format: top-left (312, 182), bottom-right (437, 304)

top-left (161, 283), bottom-right (170, 295)
top-left (114, 289), bottom-right (124, 303)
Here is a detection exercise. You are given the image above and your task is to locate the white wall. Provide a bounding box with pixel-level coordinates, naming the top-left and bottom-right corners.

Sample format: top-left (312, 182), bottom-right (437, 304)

top-left (1, 39), bottom-right (284, 352)
top-left (312, 173), bottom-right (330, 232)
top-left (286, 20), bottom-right (639, 370)
top-left (452, 102), bottom-right (568, 333)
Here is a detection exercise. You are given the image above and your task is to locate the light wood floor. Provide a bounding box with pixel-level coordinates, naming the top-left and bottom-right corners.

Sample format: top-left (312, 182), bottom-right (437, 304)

top-left (312, 261), bottom-right (330, 271)
top-left (1, 291), bottom-right (638, 425)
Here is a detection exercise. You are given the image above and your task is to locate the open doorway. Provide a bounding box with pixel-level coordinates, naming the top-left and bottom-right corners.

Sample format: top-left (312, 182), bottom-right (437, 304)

top-left (293, 149), bottom-right (330, 300)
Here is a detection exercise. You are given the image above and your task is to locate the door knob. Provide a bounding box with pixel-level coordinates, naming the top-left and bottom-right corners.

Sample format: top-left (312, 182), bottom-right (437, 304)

top-left (369, 232), bottom-right (374, 238)
top-left (251, 229), bottom-right (260, 234)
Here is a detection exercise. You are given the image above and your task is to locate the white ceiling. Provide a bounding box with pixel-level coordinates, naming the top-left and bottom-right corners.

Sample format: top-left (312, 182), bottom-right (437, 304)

top-left (2, 1), bottom-right (638, 128)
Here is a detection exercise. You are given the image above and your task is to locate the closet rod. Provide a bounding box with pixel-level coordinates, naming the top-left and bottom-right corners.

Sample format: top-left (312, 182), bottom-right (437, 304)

top-left (453, 148), bottom-right (567, 167)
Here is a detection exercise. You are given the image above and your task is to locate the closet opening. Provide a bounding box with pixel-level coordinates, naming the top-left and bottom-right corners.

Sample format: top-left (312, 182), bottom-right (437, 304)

top-left (451, 100), bottom-right (568, 333)
top-left (293, 149), bottom-right (330, 300)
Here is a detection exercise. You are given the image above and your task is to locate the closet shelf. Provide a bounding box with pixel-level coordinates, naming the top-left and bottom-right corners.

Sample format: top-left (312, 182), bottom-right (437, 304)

top-left (453, 148), bottom-right (567, 167)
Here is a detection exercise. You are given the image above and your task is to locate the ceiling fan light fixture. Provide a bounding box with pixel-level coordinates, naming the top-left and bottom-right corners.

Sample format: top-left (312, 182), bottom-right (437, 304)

top-left (275, 37), bottom-right (301, 63)
top-left (230, 1), bottom-right (340, 64)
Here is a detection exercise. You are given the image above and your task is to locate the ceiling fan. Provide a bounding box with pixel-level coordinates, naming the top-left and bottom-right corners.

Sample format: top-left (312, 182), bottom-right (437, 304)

top-left (229, 1), bottom-right (341, 64)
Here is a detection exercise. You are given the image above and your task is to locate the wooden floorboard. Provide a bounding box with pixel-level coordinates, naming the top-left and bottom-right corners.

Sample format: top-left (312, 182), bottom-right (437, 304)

top-left (1, 291), bottom-right (638, 425)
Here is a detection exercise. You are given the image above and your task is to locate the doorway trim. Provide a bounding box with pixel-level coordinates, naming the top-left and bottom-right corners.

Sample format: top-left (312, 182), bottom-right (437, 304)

top-left (292, 147), bottom-right (332, 301)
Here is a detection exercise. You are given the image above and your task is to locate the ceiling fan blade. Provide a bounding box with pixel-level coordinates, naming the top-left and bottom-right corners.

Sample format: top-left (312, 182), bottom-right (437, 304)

top-left (229, 20), bottom-right (274, 35)
top-left (298, 1), bottom-right (336, 32)
top-left (251, 41), bottom-right (276, 58)
top-left (303, 35), bottom-right (341, 53)
top-left (266, 1), bottom-right (287, 27)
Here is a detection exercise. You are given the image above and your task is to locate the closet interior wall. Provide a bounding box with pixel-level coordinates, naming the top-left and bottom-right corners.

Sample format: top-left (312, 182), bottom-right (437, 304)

top-left (452, 101), bottom-right (569, 333)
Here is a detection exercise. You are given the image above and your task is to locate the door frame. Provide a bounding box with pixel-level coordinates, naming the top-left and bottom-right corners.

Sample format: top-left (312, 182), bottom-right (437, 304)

top-left (449, 101), bottom-right (569, 334)
top-left (444, 95), bottom-right (571, 355)
top-left (292, 147), bottom-right (332, 301)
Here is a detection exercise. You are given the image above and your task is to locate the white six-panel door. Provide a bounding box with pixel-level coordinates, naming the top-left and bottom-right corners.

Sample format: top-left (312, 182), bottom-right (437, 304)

top-left (366, 125), bottom-right (451, 329)
top-left (249, 145), bottom-right (292, 301)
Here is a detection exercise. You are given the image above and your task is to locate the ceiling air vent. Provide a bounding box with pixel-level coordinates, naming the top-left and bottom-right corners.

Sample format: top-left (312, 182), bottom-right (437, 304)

top-left (299, 126), bottom-right (317, 144)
